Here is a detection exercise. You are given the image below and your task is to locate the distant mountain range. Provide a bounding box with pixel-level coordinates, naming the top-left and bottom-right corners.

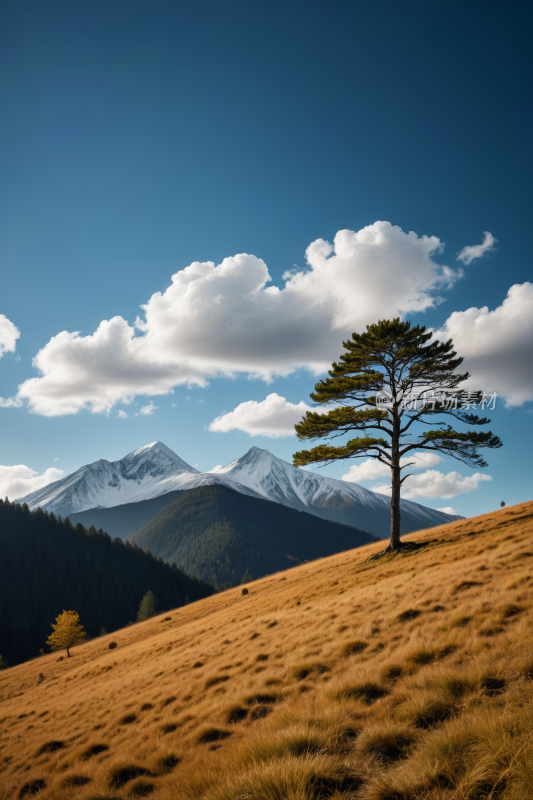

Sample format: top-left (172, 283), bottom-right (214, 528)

top-left (17, 441), bottom-right (257, 518)
top-left (18, 440), bottom-right (461, 539)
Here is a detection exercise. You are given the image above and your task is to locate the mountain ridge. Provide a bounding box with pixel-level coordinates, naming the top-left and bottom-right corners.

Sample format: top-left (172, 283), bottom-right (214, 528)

top-left (16, 441), bottom-right (260, 517)
top-left (17, 440), bottom-right (461, 538)
top-left (207, 445), bottom-right (461, 536)
top-left (126, 483), bottom-right (378, 586)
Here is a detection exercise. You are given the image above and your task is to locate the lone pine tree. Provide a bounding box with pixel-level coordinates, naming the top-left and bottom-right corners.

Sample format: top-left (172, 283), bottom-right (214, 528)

top-left (293, 318), bottom-right (502, 551)
top-left (137, 590), bottom-right (157, 622)
top-left (46, 610), bottom-right (86, 657)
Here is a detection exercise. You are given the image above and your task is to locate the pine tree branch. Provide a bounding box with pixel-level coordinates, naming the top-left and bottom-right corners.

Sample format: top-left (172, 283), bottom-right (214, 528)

top-left (293, 436), bottom-right (390, 467)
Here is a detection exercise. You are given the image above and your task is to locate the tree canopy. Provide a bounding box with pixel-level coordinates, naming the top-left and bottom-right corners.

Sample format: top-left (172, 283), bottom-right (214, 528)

top-left (293, 318), bottom-right (502, 550)
top-left (46, 609), bottom-right (86, 657)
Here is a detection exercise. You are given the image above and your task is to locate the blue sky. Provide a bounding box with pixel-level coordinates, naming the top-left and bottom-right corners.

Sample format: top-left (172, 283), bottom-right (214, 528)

top-left (1, 0), bottom-right (531, 516)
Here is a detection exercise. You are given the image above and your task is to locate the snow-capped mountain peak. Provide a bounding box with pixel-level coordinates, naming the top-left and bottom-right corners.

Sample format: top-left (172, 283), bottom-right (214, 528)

top-left (17, 441), bottom-right (461, 538)
top-left (16, 441), bottom-right (198, 516)
top-left (212, 446), bottom-right (363, 508)
top-left (127, 440), bottom-right (185, 462)
top-left (209, 446), bottom-right (275, 478)
top-left (121, 441), bottom-right (198, 476)
top-left (16, 441), bottom-right (262, 517)
top-left (210, 446), bottom-right (462, 537)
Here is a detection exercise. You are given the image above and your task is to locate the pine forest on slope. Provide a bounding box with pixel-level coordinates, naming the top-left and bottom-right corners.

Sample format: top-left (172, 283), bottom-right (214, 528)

top-left (69, 490), bottom-right (186, 540)
top-left (126, 484), bottom-right (378, 587)
top-left (0, 500), bottom-right (214, 666)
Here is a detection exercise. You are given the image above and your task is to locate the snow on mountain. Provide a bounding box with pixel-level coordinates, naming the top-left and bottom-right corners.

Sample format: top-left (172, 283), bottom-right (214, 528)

top-left (16, 441), bottom-right (259, 516)
top-left (210, 446), bottom-right (462, 537)
top-left (17, 441), bottom-right (461, 538)
top-left (209, 447), bottom-right (374, 507)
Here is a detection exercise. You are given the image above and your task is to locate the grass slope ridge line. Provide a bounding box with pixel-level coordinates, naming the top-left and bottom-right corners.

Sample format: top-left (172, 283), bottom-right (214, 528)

top-left (0, 500), bottom-right (531, 800)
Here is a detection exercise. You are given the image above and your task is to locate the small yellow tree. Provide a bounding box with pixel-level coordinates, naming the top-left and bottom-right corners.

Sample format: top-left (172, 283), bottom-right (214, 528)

top-left (46, 610), bottom-right (86, 657)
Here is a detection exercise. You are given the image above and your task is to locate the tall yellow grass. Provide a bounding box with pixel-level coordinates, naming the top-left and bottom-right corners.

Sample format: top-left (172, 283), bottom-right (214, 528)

top-left (1, 501), bottom-right (532, 799)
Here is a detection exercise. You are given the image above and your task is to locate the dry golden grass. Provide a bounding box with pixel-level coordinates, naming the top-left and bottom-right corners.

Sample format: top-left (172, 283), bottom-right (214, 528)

top-left (1, 501), bottom-right (533, 799)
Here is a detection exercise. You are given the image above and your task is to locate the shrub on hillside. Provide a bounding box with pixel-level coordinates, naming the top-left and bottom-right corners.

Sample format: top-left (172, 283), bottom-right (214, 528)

top-left (356, 723), bottom-right (418, 761)
top-left (341, 640), bottom-right (368, 657)
top-left (331, 681), bottom-right (388, 704)
top-left (195, 726), bottom-right (232, 744)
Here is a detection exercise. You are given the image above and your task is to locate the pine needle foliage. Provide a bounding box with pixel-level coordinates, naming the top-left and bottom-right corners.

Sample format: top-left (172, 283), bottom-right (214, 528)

top-left (46, 609), bottom-right (87, 657)
top-left (293, 318), bottom-right (502, 550)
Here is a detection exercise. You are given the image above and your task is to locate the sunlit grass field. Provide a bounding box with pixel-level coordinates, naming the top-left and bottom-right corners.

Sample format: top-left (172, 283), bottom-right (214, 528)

top-left (1, 501), bottom-right (532, 799)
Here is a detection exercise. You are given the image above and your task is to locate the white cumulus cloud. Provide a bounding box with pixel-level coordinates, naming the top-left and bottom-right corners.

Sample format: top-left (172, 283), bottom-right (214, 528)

top-left (209, 393), bottom-right (320, 438)
top-left (16, 221), bottom-right (462, 416)
top-left (434, 282), bottom-right (533, 406)
top-left (0, 396), bottom-right (23, 408)
top-left (0, 465), bottom-right (64, 501)
top-left (136, 401), bottom-right (159, 416)
top-left (342, 451), bottom-right (444, 482)
top-left (0, 314), bottom-right (20, 359)
top-left (117, 410), bottom-right (128, 418)
top-left (372, 469), bottom-right (492, 500)
top-left (436, 507), bottom-right (459, 516)
top-left (457, 232), bottom-right (497, 264)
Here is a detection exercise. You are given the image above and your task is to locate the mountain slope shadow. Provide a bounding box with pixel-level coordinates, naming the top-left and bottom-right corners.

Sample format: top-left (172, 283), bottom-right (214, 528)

top-left (127, 484), bottom-right (378, 586)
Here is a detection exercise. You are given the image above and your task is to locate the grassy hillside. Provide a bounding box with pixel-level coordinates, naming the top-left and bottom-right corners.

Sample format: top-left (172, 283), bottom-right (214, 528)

top-left (0, 500), bottom-right (214, 666)
top-left (1, 501), bottom-right (532, 800)
top-left (127, 484), bottom-right (378, 586)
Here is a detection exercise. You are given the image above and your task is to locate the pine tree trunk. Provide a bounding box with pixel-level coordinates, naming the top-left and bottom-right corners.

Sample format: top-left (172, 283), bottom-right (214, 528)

top-left (66, 647), bottom-right (70, 658)
top-left (389, 414), bottom-right (401, 550)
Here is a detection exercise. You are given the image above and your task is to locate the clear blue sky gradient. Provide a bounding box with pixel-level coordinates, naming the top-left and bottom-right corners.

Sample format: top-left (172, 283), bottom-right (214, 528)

top-left (1, 0), bottom-right (531, 515)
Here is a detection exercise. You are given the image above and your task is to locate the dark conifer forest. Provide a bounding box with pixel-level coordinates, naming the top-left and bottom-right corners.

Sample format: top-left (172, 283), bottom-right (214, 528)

top-left (128, 484), bottom-right (378, 587)
top-left (0, 500), bottom-right (214, 667)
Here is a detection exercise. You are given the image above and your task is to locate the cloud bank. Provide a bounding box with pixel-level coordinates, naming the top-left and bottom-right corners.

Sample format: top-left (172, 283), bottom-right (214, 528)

top-left (457, 231), bottom-right (497, 264)
top-left (0, 465), bottom-right (64, 501)
top-left (0, 314), bottom-right (20, 359)
top-left (16, 221), bottom-right (460, 416)
top-left (434, 282), bottom-right (533, 406)
top-left (372, 469), bottom-right (492, 500)
top-left (437, 507), bottom-right (459, 516)
top-left (209, 393), bottom-right (319, 438)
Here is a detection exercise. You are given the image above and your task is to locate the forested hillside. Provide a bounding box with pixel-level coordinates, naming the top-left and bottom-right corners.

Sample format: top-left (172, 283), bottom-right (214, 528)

top-left (0, 500), bottom-right (214, 666)
top-left (128, 484), bottom-right (378, 586)
top-left (69, 489), bottom-right (185, 539)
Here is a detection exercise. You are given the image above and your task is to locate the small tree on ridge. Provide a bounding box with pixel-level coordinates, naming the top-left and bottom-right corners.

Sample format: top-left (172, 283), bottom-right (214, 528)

top-left (293, 318), bottom-right (502, 552)
top-left (46, 610), bottom-right (87, 657)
